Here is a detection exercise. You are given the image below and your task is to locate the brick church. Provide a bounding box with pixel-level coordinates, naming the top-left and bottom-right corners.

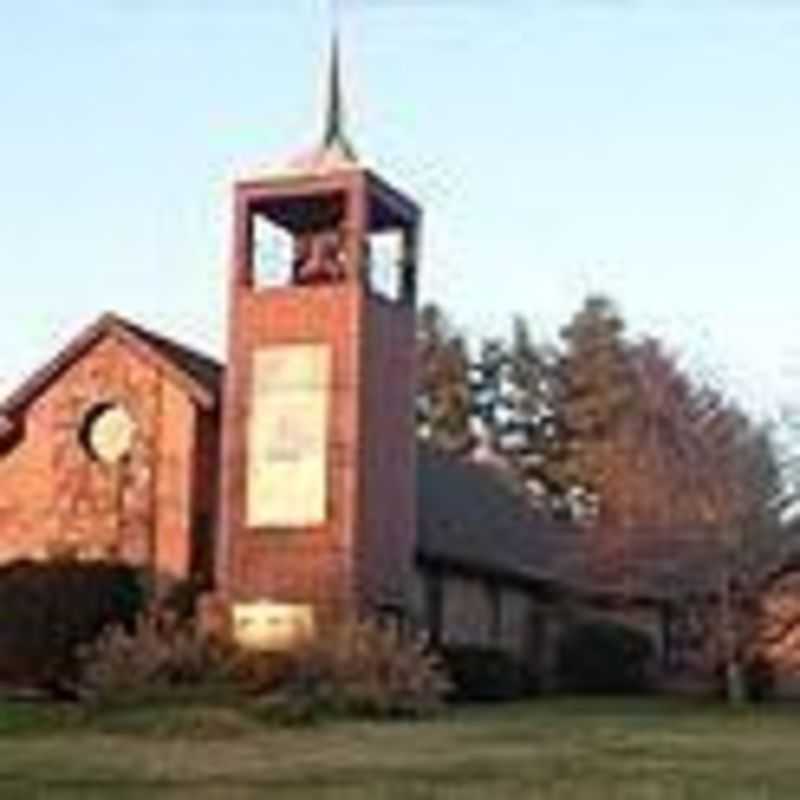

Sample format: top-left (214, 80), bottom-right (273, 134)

top-left (0, 40), bottom-right (659, 666)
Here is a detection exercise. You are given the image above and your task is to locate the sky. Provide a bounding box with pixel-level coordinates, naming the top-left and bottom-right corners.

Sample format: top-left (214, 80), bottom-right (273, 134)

top-left (1, 0), bottom-right (799, 419)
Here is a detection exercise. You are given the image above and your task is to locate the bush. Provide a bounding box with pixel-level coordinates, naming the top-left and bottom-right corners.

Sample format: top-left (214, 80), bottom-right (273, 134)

top-left (227, 649), bottom-right (298, 696)
top-left (0, 559), bottom-right (143, 691)
top-left (440, 645), bottom-right (534, 702)
top-left (77, 607), bottom-right (229, 707)
top-left (556, 619), bottom-right (655, 694)
top-left (254, 619), bottom-right (452, 724)
top-left (745, 656), bottom-right (776, 701)
top-left (78, 613), bottom-right (450, 720)
top-left (710, 656), bottom-right (776, 702)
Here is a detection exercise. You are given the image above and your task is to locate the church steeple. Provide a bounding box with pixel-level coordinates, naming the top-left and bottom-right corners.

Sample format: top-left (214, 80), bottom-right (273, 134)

top-left (219, 15), bottom-right (422, 634)
top-left (321, 32), bottom-right (357, 161)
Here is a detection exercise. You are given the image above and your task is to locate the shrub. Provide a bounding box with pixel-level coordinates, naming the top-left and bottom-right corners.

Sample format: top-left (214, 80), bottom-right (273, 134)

top-left (158, 577), bottom-right (206, 621)
top-left (254, 619), bottom-right (451, 723)
top-left (556, 619), bottom-right (655, 694)
top-left (0, 559), bottom-right (143, 690)
top-left (77, 607), bottom-right (229, 707)
top-left (227, 649), bottom-right (298, 696)
top-left (440, 644), bottom-right (534, 702)
top-left (745, 656), bottom-right (775, 701)
top-left (710, 655), bottom-right (775, 702)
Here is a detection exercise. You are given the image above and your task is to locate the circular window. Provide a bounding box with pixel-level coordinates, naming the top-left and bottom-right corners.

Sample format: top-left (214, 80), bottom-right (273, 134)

top-left (79, 403), bottom-right (136, 464)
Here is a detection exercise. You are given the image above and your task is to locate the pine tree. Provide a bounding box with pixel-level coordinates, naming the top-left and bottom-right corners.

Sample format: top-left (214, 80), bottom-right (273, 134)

top-left (470, 318), bottom-right (568, 515)
top-left (556, 295), bottom-right (636, 523)
top-left (505, 316), bottom-right (566, 508)
top-left (416, 303), bottom-right (473, 454)
top-left (470, 336), bottom-right (508, 454)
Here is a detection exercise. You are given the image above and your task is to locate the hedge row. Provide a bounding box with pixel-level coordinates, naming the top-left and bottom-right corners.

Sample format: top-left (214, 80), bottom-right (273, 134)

top-left (0, 560), bottom-right (144, 689)
top-left (0, 559), bottom-right (659, 700)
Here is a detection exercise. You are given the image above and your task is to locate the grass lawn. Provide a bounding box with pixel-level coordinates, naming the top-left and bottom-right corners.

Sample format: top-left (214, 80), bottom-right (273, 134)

top-left (0, 697), bottom-right (799, 799)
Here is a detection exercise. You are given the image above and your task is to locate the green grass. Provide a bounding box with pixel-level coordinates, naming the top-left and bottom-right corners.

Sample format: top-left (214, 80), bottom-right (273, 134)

top-left (0, 697), bottom-right (799, 798)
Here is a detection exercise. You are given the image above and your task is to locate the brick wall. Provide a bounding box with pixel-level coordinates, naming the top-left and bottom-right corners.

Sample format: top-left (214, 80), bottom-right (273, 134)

top-left (219, 282), bottom-right (418, 625)
top-left (0, 334), bottom-right (210, 582)
top-left (219, 284), bottom-right (362, 621)
top-left (356, 294), bottom-right (417, 614)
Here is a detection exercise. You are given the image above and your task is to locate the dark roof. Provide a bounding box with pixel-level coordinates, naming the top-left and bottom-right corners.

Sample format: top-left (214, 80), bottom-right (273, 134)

top-left (112, 316), bottom-right (223, 400)
top-left (415, 446), bottom-right (697, 606)
top-left (416, 446), bottom-right (575, 591)
top-left (544, 529), bottom-right (708, 605)
top-left (0, 413), bottom-right (17, 451)
top-left (536, 523), bottom-right (800, 606)
top-left (0, 415), bottom-right (12, 438)
top-left (0, 313), bottom-right (222, 424)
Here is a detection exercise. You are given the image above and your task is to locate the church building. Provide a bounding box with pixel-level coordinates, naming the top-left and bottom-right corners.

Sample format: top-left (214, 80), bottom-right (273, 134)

top-left (0, 42), bottom-right (660, 671)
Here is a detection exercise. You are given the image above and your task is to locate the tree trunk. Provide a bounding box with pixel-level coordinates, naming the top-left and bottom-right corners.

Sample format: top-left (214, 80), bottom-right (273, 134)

top-left (725, 659), bottom-right (747, 705)
top-left (720, 571), bottom-right (749, 706)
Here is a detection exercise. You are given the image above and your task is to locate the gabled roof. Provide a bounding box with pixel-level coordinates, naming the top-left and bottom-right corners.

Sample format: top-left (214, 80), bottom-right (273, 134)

top-left (0, 413), bottom-right (17, 451)
top-left (0, 314), bottom-right (223, 430)
top-left (0, 415), bottom-right (13, 438)
top-left (416, 446), bottom-right (574, 592)
top-left (112, 316), bottom-right (223, 400)
top-left (416, 447), bottom-right (689, 606)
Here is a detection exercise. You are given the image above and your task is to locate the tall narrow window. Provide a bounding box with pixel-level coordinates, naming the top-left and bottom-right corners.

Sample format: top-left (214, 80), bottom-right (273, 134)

top-left (368, 230), bottom-right (403, 302)
top-left (252, 215), bottom-right (294, 289)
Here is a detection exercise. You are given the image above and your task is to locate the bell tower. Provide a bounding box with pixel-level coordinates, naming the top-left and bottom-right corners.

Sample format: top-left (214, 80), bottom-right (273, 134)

top-left (217, 37), bottom-right (421, 638)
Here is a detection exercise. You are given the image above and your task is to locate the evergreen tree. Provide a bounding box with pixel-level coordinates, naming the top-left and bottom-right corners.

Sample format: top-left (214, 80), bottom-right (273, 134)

top-left (471, 318), bottom-right (568, 515)
top-left (506, 316), bottom-right (566, 508)
top-left (416, 303), bottom-right (473, 454)
top-left (470, 336), bottom-right (509, 454)
top-left (556, 295), bottom-right (636, 523)
top-left (612, 337), bottom-right (701, 527)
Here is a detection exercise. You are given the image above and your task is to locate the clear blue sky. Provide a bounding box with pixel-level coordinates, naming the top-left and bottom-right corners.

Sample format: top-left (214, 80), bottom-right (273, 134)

top-left (2, 0), bottom-right (799, 418)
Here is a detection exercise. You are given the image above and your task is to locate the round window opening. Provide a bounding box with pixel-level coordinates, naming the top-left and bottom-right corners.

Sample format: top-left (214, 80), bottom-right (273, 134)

top-left (79, 403), bottom-right (136, 464)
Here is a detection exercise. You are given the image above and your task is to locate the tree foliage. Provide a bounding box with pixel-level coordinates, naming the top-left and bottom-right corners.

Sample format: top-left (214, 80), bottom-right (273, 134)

top-left (414, 296), bottom-right (799, 703)
top-left (471, 318), bottom-right (568, 516)
top-left (556, 295), bottom-right (637, 523)
top-left (556, 620), bottom-right (655, 694)
top-left (416, 303), bottom-right (473, 455)
top-left (658, 386), bottom-right (795, 702)
top-left (0, 560), bottom-right (143, 691)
